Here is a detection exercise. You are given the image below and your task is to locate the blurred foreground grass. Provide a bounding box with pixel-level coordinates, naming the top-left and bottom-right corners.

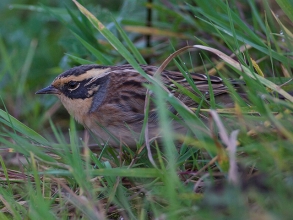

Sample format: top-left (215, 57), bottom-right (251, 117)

top-left (1, 0), bottom-right (293, 219)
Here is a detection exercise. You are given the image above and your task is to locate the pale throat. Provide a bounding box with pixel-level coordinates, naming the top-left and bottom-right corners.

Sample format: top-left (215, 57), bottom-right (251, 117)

top-left (58, 94), bottom-right (93, 125)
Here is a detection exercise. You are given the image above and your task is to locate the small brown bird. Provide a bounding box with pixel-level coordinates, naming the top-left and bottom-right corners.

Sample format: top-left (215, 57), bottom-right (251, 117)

top-left (36, 64), bottom-right (234, 146)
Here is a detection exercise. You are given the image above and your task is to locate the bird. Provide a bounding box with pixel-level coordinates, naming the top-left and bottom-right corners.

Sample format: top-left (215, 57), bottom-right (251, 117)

top-left (36, 64), bottom-right (237, 146)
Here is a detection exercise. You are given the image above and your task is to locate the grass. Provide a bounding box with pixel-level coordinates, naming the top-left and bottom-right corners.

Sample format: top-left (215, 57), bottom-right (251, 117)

top-left (1, 0), bottom-right (293, 219)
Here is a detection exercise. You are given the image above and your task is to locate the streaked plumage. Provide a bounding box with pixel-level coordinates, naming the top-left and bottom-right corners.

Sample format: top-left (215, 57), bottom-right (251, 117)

top-left (36, 64), bottom-right (234, 146)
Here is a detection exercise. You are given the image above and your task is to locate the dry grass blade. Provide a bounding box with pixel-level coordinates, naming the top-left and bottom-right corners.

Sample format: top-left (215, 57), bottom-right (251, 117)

top-left (194, 45), bottom-right (293, 102)
top-left (210, 110), bottom-right (239, 185)
top-left (52, 177), bottom-right (107, 220)
top-left (0, 168), bottom-right (33, 181)
top-left (250, 58), bottom-right (265, 77)
top-left (0, 194), bottom-right (12, 213)
top-left (157, 45), bottom-right (293, 102)
top-left (124, 26), bottom-right (191, 39)
top-left (208, 43), bottom-right (253, 75)
top-left (227, 130), bottom-right (240, 185)
top-left (0, 200), bottom-right (27, 213)
top-left (143, 92), bottom-right (157, 168)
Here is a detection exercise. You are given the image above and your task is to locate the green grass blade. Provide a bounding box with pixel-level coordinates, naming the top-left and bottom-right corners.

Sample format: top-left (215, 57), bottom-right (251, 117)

top-left (71, 31), bottom-right (112, 64)
top-left (113, 17), bottom-right (147, 64)
top-left (65, 53), bottom-right (95, 65)
top-left (275, 0), bottom-right (293, 22)
top-left (0, 109), bottom-right (49, 145)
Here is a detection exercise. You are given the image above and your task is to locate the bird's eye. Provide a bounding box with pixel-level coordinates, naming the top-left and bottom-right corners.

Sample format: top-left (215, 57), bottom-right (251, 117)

top-left (67, 81), bottom-right (79, 90)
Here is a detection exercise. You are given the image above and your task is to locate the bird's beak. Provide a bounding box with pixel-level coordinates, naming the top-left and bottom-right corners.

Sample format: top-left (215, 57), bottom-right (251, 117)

top-left (35, 85), bottom-right (60, 95)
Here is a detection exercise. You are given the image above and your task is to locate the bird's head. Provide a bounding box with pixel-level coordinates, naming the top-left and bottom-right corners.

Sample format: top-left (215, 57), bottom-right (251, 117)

top-left (36, 65), bottom-right (111, 122)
